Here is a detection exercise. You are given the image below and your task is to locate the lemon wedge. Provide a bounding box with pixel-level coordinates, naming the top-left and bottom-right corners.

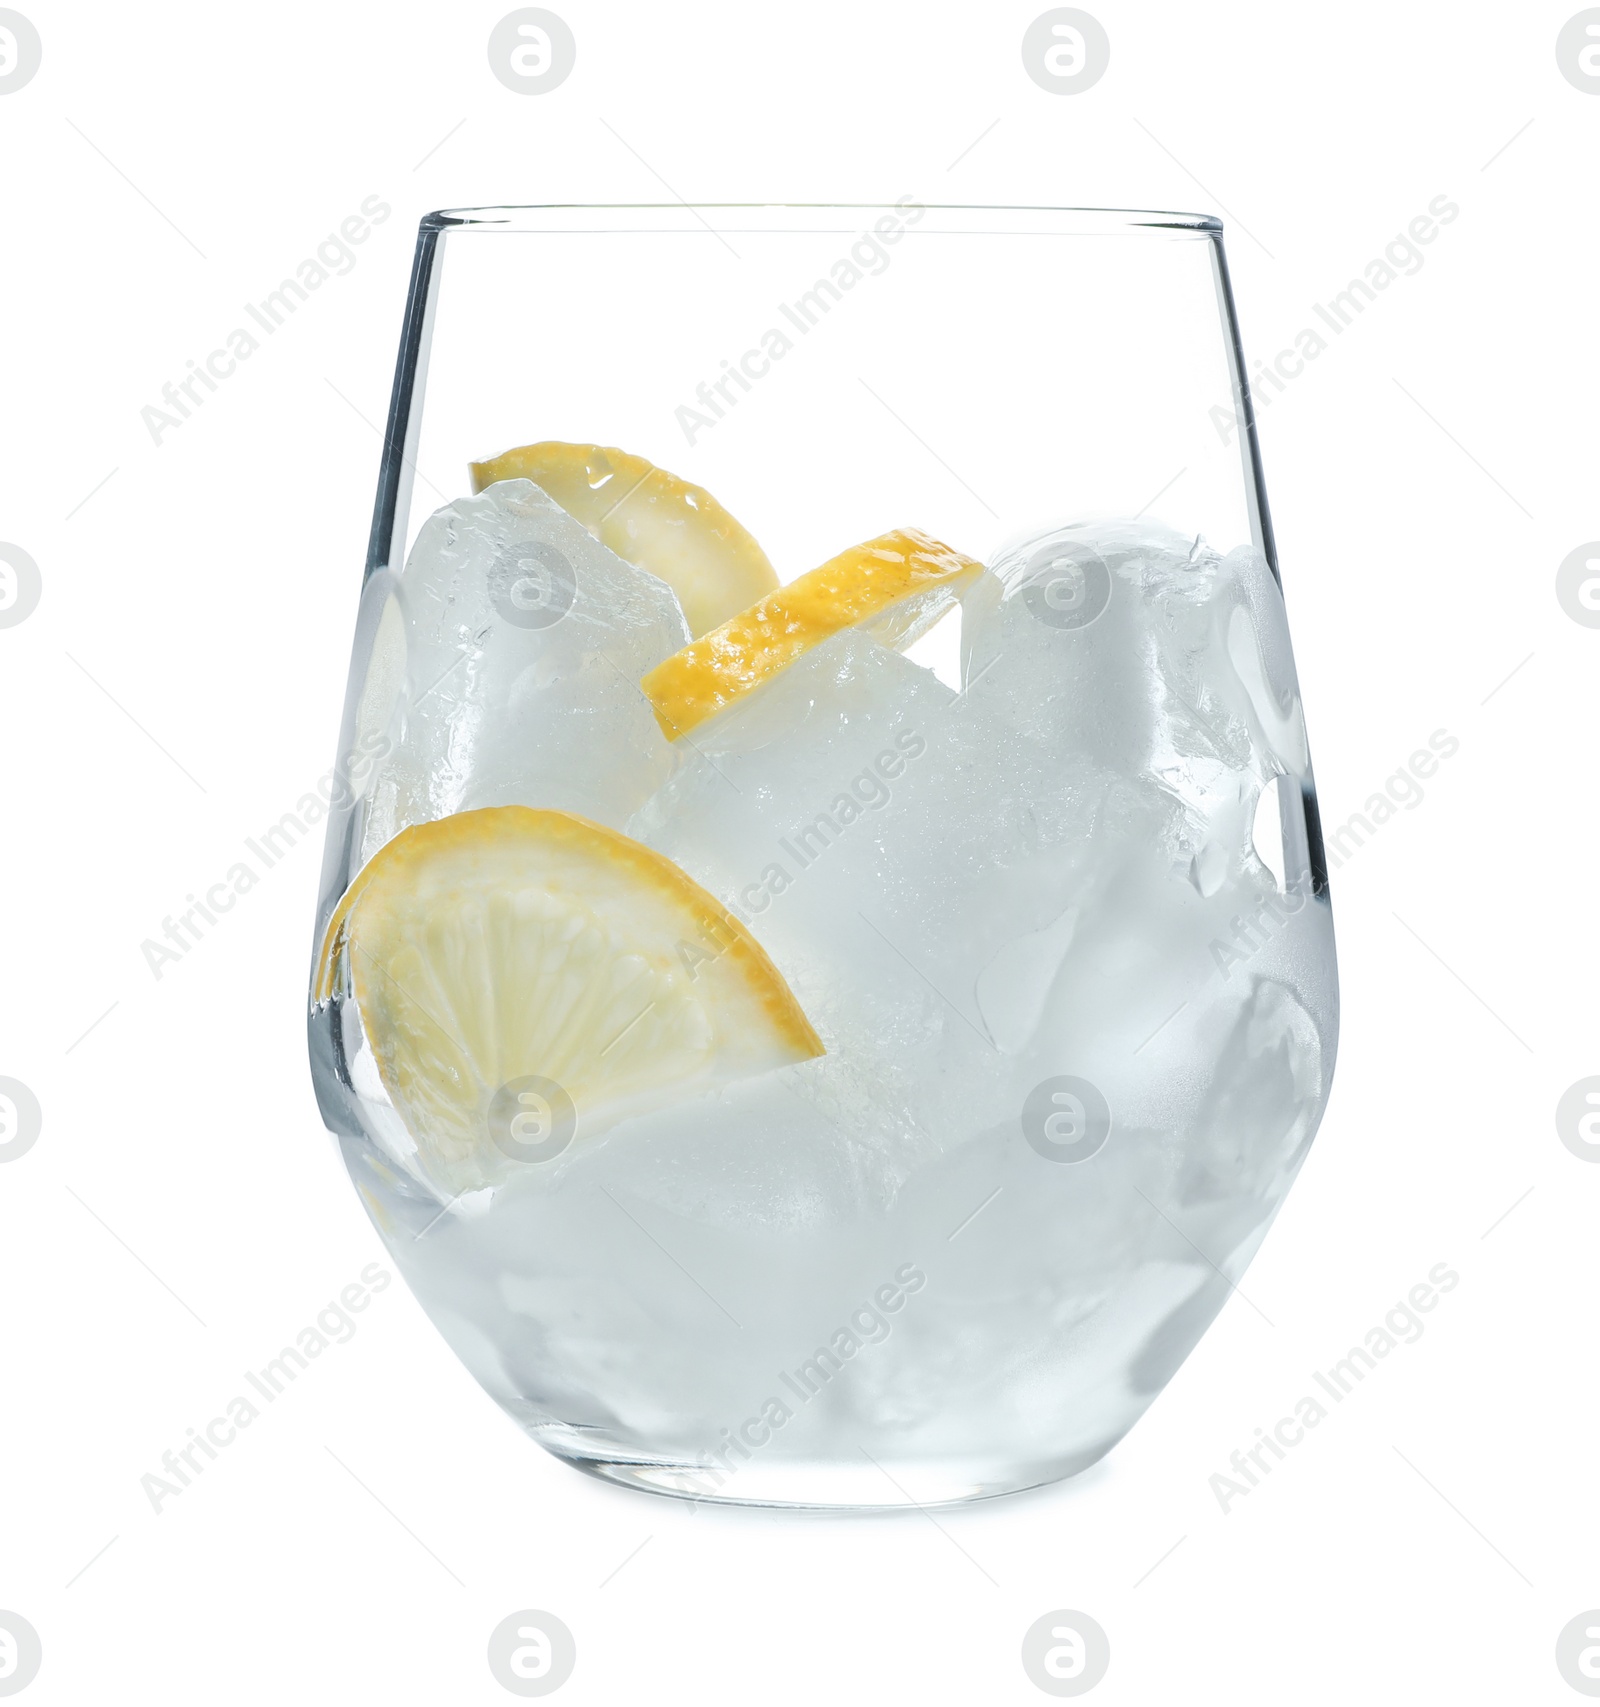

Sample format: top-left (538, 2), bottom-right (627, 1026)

top-left (315, 807), bottom-right (822, 1196)
top-left (640, 527), bottom-right (982, 740)
top-left (469, 441), bottom-right (779, 639)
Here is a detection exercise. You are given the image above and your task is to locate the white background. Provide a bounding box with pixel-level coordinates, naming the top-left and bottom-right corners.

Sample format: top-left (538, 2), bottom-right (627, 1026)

top-left (1, 2), bottom-right (1596, 1702)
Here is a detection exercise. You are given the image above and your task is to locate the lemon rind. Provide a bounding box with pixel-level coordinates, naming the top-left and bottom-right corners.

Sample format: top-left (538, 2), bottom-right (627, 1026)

top-left (640, 527), bottom-right (983, 740)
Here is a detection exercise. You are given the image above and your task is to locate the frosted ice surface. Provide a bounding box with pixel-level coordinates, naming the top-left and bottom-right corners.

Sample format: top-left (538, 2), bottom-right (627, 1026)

top-left (960, 521), bottom-right (1307, 901)
top-left (1178, 977), bottom-right (1325, 1216)
top-left (953, 520), bottom-right (1329, 1140)
top-left (629, 627), bottom-right (985, 1157)
top-left (355, 478), bottom-right (689, 862)
top-left (626, 623), bottom-right (1159, 1154)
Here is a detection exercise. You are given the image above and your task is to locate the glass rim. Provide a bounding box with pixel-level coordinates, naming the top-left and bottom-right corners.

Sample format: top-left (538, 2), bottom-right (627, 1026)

top-left (421, 203), bottom-right (1224, 236)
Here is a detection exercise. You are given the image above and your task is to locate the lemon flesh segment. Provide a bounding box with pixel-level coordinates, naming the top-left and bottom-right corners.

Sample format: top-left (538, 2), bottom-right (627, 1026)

top-left (640, 528), bottom-right (983, 740)
top-left (315, 807), bottom-right (823, 1197)
top-left (469, 441), bottom-right (779, 639)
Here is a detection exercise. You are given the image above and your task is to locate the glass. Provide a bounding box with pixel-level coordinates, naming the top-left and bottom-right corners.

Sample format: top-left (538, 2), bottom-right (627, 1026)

top-left (308, 204), bottom-right (1338, 1508)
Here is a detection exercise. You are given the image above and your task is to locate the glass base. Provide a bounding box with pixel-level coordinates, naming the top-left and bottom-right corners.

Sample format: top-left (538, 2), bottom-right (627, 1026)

top-left (543, 1438), bottom-right (1117, 1511)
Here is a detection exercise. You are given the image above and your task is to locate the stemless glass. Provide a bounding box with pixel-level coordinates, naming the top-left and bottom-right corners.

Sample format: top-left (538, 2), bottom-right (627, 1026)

top-left (308, 205), bottom-right (1338, 1508)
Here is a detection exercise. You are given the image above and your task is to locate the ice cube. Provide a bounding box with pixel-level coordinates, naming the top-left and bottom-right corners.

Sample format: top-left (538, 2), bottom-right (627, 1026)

top-left (628, 627), bottom-right (974, 1156)
top-left (960, 522), bottom-right (1305, 899)
top-left (1187, 976), bottom-right (1325, 1195)
top-left (626, 620), bottom-right (1160, 1151)
top-left (355, 478), bottom-right (689, 862)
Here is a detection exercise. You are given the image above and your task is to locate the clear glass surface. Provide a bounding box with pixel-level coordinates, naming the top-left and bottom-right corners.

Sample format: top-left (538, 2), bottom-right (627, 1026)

top-left (308, 204), bottom-right (1338, 1508)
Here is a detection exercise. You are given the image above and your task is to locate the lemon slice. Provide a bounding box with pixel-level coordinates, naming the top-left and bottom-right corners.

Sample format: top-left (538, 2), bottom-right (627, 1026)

top-left (641, 527), bottom-right (983, 740)
top-left (469, 441), bottom-right (779, 639)
top-left (315, 807), bottom-right (822, 1196)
